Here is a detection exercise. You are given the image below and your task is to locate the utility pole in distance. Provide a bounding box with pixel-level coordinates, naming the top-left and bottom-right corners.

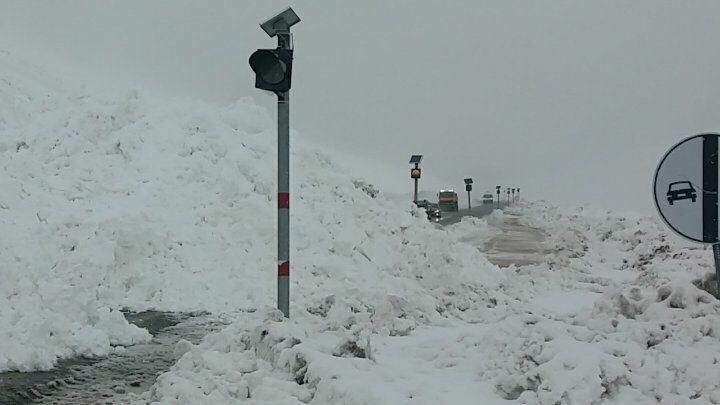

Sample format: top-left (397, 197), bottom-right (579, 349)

top-left (249, 7), bottom-right (300, 318)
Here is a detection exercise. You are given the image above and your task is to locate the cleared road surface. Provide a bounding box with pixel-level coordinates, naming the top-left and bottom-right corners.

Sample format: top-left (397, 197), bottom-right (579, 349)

top-left (437, 203), bottom-right (549, 268)
top-left (437, 202), bottom-right (503, 225)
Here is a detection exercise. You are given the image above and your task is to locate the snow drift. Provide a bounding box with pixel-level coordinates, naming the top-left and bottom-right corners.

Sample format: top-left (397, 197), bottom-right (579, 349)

top-left (139, 204), bottom-right (720, 404)
top-left (0, 48), bottom-right (501, 373)
top-left (3, 47), bottom-right (720, 405)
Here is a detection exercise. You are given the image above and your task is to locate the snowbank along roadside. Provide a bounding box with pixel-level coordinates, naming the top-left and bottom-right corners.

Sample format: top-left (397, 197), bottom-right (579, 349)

top-left (3, 47), bottom-right (720, 404)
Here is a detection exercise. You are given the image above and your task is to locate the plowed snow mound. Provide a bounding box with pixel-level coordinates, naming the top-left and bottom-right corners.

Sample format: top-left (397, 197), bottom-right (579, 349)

top-left (0, 49), bottom-right (501, 372)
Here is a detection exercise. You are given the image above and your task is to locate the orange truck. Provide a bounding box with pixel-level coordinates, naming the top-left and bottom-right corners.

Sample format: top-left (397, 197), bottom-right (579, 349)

top-left (438, 190), bottom-right (459, 211)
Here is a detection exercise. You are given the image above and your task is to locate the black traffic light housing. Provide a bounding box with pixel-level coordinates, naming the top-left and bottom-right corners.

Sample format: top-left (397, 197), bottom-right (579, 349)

top-left (464, 178), bottom-right (473, 192)
top-left (249, 48), bottom-right (294, 93)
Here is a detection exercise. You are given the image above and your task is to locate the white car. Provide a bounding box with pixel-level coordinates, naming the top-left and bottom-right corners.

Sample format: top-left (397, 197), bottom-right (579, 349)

top-left (482, 193), bottom-right (494, 204)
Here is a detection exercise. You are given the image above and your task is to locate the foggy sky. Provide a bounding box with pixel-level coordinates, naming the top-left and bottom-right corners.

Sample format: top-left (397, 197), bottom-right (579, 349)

top-left (2, 1), bottom-right (720, 213)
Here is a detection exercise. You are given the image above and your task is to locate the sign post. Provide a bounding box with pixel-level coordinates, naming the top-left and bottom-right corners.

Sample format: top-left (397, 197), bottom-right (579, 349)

top-left (410, 155), bottom-right (423, 204)
top-left (249, 7), bottom-right (300, 318)
top-left (654, 133), bottom-right (720, 297)
top-left (506, 188), bottom-right (510, 205)
top-left (496, 185), bottom-right (501, 209)
top-left (464, 178), bottom-right (473, 210)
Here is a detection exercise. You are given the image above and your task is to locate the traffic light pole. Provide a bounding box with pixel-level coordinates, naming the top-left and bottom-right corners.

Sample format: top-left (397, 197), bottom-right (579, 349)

top-left (277, 90), bottom-right (290, 318)
top-left (413, 163), bottom-right (419, 204)
top-left (467, 190), bottom-right (471, 210)
top-left (250, 7), bottom-right (300, 319)
top-left (713, 244), bottom-right (720, 299)
top-left (276, 31), bottom-right (292, 318)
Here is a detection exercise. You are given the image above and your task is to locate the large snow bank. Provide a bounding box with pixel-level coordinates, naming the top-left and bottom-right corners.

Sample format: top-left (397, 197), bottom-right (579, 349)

top-left (140, 202), bottom-right (720, 404)
top-left (492, 202), bottom-right (720, 404)
top-left (0, 48), bottom-right (503, 372)
top-left (5, 46), bottom-right (720, 404)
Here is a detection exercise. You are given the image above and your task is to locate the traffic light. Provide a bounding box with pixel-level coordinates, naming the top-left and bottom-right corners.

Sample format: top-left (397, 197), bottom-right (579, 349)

top-left (464, 178), bottom-right (473, 192)
top-left (249, 48), bottom-right (294, 93)
top-left (411, 168), bottom-right (421, 179)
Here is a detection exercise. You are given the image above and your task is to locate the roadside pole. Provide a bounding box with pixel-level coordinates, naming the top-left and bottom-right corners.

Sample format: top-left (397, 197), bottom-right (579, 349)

top-left (249, 7), bottom-right (300, 318)
top-left (414, 165), bottom-right (419, 204)
top-left (277, 90), bottom-right (290, 317)
top-left (464, 178), bottom-right (473, 210)
top-left (714, 244), bottom-right (720, 296)
top-left (496, 185), bottom-right (501, 209)
top-left (410, 155), bottom-right (423, 204)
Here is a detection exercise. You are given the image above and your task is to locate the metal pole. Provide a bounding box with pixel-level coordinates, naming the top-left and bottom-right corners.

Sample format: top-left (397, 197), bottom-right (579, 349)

top-left (413, 163), bottom-right (419, 204)
top-left (713, 244), bottom-right (720, 298)
top-left (468, 191), bottom-right (471, 210)
top-left (277, 91), bottom-right (290, 318)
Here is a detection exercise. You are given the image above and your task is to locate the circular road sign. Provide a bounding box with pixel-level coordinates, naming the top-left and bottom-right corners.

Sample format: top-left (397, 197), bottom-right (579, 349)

top-left (654, 133), bottom-right (720, 243)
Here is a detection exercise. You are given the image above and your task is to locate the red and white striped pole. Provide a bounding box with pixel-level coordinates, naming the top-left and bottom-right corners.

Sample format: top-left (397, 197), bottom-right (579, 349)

top-left (250, 8), bottom-right (299, 318)
top-left (277, 90), bottom-right (290, 317)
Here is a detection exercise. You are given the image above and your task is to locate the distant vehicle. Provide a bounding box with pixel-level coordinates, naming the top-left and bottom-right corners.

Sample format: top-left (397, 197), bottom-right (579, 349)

top-left (426, 206), bottom-right (442, 222)
top-left (415, 199), bottom-right (430, 208)
top-left (667, 181), bottom-right (697, 205)
top-left (482, 193), bottom-right (494, 204)
top-left (438, 190), bottom-right (459, 211)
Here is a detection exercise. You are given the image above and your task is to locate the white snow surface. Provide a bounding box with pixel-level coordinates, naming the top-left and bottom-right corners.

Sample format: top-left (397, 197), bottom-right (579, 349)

top-left (0, 48), bottom-right (499, 373)
top-left (3, 49), bottom-right (720, 404)
top-left (139, 203), bottom-right (720, 405)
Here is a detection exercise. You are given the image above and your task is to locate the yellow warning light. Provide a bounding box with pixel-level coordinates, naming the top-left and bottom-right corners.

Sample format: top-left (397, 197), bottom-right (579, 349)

top-left (411, 168), bottom-right (421, 179)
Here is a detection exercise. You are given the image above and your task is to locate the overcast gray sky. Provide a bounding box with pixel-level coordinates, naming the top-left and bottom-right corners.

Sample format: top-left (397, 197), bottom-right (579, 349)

top-left (2, 0), bottom-right (720, 213)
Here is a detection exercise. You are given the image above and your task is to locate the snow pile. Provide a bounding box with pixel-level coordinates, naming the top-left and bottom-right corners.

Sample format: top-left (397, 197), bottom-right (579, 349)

top-left (0, 48), bottom-right (504, 372)
top-left (484, 201), bottom-right (720, 404)
top-left (139, 202), bottom-right (720, 404)
top-left (5, 47), bottom-right (720, 404)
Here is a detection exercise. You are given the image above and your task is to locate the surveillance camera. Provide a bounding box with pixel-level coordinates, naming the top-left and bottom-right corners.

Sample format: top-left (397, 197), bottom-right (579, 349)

top-left (260, 7), bottom-right (301, 37)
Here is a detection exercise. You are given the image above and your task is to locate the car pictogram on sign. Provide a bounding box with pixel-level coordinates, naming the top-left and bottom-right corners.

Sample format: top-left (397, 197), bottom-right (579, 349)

top-left (667, 181), bottom-right (697, 205)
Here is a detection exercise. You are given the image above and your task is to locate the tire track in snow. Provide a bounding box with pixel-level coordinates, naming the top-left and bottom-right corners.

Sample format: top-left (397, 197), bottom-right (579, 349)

top-left (0, 311), bottom-right (225, 404)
